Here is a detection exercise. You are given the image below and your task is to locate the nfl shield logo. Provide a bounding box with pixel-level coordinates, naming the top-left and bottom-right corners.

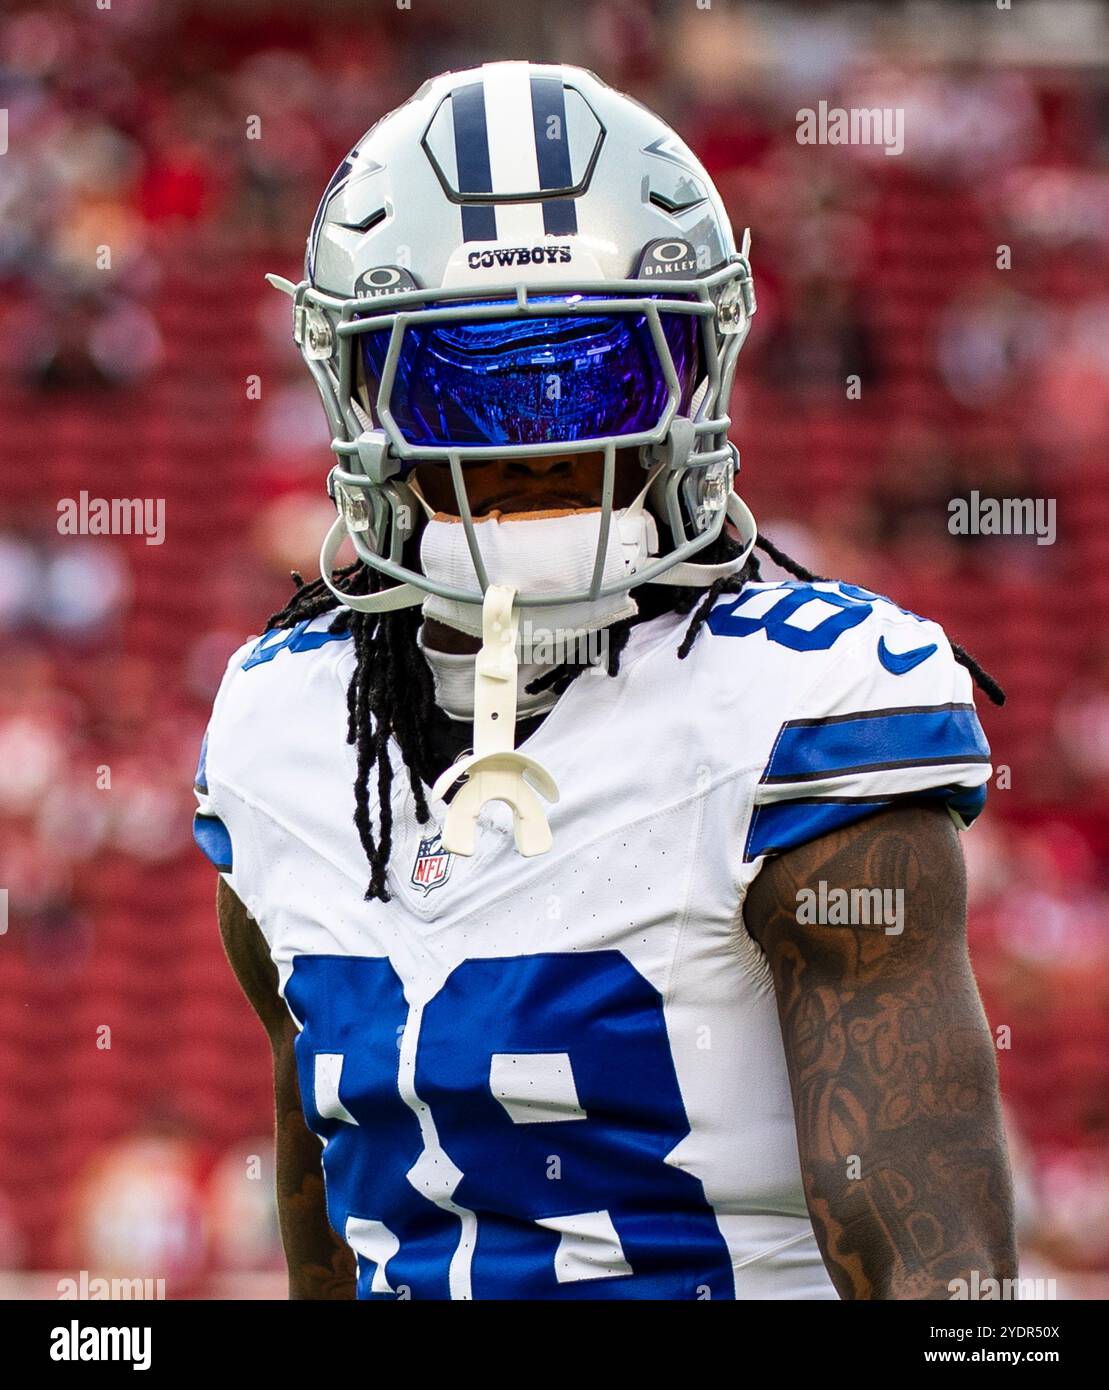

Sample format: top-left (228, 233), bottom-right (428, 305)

top-left (411, 831), bottom-right (453, 896)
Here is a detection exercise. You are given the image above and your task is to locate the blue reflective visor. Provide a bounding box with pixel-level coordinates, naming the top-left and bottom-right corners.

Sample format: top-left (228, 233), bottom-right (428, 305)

top-left (357, 296), bottom-right (701, 448)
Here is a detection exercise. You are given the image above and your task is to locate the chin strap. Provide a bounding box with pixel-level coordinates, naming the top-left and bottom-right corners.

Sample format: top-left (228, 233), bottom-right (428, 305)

top-left (651, 492), bottom-right (758, 587)
top-left (430, 584), bottom-right (559, 857)
top-left (319, 465), bottom-right (756, 612)
top-left (318, 513), bottom-right (424, 614)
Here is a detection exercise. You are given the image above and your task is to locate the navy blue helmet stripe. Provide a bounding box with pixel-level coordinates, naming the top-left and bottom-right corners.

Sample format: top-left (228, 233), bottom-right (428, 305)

top-left (542, 199), bottom-right (577, 235)
top-left (452, 81), bottom-right (497, 241)
top-left (530, 74), bottom-right (578, 235)
top-left (461, 203), bottom-right (497, 241)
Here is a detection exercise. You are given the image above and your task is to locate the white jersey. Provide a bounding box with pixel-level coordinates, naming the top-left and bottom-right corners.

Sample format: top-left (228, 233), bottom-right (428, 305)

top-left (194, 579), bottom-right (991, 1300)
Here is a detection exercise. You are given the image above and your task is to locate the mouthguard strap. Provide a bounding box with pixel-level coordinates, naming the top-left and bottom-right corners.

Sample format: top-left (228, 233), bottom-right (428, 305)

top-left (431, 584), bottom-right (559, 857)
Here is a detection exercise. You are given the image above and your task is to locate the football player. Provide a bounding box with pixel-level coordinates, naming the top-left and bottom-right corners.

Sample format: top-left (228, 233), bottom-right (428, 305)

top-left (195, 62), bottom-right (1017, 1299)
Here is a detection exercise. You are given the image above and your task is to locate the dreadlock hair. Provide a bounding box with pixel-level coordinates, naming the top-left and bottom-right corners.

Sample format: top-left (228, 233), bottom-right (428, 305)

top-left (267, 531), bottom-right (1005, 903)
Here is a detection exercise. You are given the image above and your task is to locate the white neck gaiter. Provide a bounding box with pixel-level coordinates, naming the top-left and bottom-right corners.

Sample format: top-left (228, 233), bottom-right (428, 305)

top-left (417, 624), bottom-right (560, 723)
top-left (418, 506), bottom-right (655, 642)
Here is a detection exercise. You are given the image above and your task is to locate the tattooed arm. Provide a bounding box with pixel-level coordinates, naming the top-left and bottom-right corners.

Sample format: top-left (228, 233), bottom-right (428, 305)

top-left (216, 879), bottom-right (356, 1299)
top-left (743, 803), bottom-right (1017, 1300)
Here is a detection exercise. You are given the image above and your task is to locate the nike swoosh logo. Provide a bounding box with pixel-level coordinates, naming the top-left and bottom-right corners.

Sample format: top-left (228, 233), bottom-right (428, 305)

top-left (877, 636), bottom-right (938, 675)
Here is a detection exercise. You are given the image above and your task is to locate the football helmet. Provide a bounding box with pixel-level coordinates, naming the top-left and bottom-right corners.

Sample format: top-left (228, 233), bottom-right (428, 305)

top-left (270, 60), bottom-right (758, 617)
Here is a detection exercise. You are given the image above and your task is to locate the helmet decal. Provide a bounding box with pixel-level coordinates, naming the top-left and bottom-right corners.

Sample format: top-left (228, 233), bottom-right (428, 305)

top-left (422, 64), bottom-right (605, 242)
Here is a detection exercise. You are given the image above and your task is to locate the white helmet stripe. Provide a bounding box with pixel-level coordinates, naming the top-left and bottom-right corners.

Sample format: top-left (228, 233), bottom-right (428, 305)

top-left (481, 62), bottom-right (546, 241)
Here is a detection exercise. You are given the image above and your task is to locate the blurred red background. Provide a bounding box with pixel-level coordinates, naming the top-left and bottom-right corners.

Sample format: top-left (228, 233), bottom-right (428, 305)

top-left (0, 0), bottom-right (1107, 1297)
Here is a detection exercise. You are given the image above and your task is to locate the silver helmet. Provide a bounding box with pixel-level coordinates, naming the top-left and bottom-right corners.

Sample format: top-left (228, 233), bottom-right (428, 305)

top-left (270, 60), bottom-right (757, 617)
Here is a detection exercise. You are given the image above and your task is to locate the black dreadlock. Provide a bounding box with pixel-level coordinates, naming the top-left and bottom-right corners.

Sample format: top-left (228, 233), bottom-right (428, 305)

top-left (266, 534), bottom-right (1004, 903)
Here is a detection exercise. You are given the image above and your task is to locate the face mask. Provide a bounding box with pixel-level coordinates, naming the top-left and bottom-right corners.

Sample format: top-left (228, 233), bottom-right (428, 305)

top-left (418, 504), bottom-right (658, 642)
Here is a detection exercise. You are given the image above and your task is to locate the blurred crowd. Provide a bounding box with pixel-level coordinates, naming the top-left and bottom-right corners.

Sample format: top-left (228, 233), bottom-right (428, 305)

top-left (0, 0), bottom-right (1107, 1294)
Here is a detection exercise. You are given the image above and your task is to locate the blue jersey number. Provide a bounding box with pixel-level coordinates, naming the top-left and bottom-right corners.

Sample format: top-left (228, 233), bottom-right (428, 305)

top-left (284, 952), bottom-right (734, 1300)
top-left (241, 621), bottom-right (348, 670)
top-left (708, 581), bottom-right (923, 652)
top-left (708, 581), bottom-right (872, 651)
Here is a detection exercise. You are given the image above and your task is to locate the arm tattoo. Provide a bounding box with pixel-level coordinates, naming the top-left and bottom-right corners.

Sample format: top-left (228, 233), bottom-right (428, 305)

top-left (745, 804), bottom-right (1018, 1300)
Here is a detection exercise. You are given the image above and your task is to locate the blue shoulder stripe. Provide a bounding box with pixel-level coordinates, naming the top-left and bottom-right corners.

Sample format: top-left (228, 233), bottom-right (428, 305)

top-left (763, 703), bottom-right (989, 785)
top-left (193, 812), bottom-right (233, 872)
top-left (746, 797), bottom-right (893, 860)
top-left (939, 782), bottom-right (988, 823)
top-left (745, 784), bottom-right (989, 860)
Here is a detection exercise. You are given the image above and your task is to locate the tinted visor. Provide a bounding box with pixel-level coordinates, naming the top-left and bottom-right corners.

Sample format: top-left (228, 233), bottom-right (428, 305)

top-left (358, 296), bottom-right (700, 448)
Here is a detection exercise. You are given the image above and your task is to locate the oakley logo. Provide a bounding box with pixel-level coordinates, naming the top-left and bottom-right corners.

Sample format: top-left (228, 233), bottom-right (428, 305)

top-left (466, 246), bottom-right (572, 269)
top-left (353, 266), bottom-right (417, 298)
top-left (637, 237), bottom-right (699, 277)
